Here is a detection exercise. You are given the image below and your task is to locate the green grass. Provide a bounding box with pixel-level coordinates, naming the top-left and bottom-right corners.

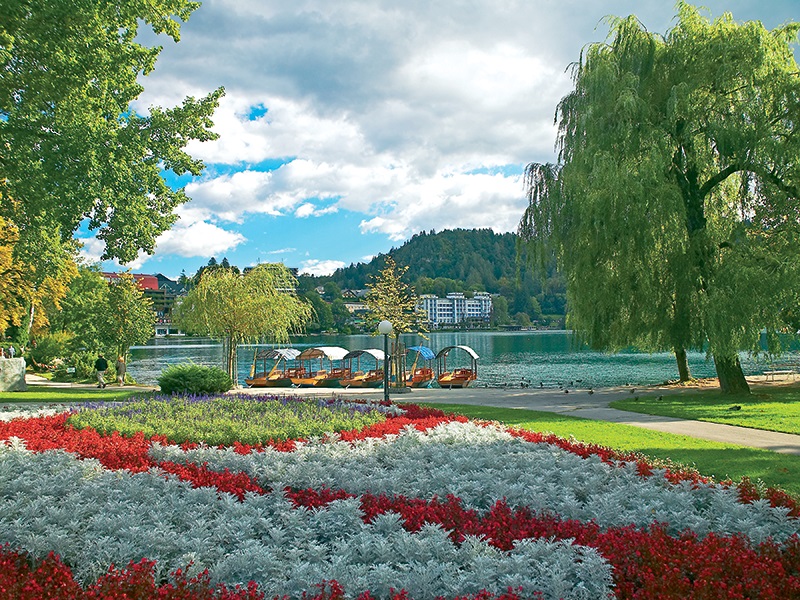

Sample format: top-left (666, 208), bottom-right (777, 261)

top-left (0, 386), bottom-right (145, 404)
top-left (610, 385), bottom-right (800, 435)
top-left (419, 402), bottom-right (800, 498)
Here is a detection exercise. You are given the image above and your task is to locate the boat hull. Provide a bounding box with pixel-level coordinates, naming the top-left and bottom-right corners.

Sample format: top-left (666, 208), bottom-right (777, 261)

top-left (245, 376), bottom-right (293, 388)
top-left (341, 371), bottom-right (384, 388)
top-left (290, 370), bottom-right (343, 388)
top-left (407, 367), bottom-right (434, 388)
top-left (437, 369), bottom-right (476, 389)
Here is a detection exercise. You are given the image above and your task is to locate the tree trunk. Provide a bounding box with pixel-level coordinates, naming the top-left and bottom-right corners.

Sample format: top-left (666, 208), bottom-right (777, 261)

top-left (673, 347), bottom-right (691, 382)
top-left (223, 336), bottom-right (237, 386)
top-left (26, 302), bottom-right (35, 337)
top-left (713, 353), bottom-right (750, 394)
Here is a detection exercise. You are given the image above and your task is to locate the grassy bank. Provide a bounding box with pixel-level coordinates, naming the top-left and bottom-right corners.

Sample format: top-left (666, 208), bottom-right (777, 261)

top-left (419, 402), bottom-right (800, 498)
top-left (610, 384), bottom-right (800, 435)
top-left (0, 387), bottom-right (146, 404)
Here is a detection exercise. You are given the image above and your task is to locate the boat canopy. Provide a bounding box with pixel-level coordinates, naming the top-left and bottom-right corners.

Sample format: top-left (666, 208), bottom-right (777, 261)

top-left (407, 345), bottom-right (435, 361)
top-left (255, 348), bottom-right (301, 361)
top-left (298, 346), bottom-right (349, 361)
top-left (343, 348), bottom-right (385, 361)
top-left (435, 345), bottom-right (480, 360)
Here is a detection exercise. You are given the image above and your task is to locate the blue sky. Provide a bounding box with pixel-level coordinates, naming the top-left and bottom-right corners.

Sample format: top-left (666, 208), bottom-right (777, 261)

top-left (80, 0), bottom-right (800, 280)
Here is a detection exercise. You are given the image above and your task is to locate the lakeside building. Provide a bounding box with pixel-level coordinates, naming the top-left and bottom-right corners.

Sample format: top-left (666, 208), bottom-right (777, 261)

top-left (417, 292), bottom-right (492, 329)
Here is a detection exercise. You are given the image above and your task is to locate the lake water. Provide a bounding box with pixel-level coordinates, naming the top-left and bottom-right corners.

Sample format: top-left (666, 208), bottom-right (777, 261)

top-left (127, 330), bottom-right (790, 389)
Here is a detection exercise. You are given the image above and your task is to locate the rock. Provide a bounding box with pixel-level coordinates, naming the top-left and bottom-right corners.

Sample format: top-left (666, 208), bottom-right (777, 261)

top-left (0, 359), bottom-right (27, 392)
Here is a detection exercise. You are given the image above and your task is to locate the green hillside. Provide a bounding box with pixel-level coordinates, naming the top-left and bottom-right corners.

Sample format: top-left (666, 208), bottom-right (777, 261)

top-left (300, 229), bottom-right (566, 326)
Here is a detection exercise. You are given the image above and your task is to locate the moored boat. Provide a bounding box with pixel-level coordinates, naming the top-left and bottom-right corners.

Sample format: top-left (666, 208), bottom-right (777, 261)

top-left (341, 348), bottom-right (385, 388)
top-left (436, 345), bottom-right (479, 388)
top-left (405, 345), bottom-right (435, 388)
top-left (293, 346), bottom-right (349, 387)
top-left (245, 348), bottom-right (301, 387)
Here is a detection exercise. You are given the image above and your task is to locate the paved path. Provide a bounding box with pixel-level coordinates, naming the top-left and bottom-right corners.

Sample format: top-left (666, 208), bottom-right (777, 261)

top-left (19, 373), bottom-right (800, 456)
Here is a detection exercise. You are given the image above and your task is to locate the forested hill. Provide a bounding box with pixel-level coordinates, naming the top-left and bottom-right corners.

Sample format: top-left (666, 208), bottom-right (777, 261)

top-left (301, 228), bottom-right (566, 322)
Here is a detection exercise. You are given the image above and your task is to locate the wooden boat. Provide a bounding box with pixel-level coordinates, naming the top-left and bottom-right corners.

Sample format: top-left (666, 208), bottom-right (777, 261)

top-left (405, 345), bottom-right (435, 388)
top-left (245, 348), bottom-right (300, 387)
top-left (292, 346), bottom-right (349, 387)
top-left (436, 345), bottom-right (479, 388)
top-left (341, 348), bottom-right (385, 388)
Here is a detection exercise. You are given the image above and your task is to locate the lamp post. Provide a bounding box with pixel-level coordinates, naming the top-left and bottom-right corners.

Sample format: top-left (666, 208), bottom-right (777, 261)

top-left (378, 320), bottom-right (393, 402)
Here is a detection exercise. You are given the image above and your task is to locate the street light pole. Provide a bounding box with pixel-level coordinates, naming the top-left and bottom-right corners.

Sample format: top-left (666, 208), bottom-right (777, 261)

top-left (378, 320), bottom-right (393, 402)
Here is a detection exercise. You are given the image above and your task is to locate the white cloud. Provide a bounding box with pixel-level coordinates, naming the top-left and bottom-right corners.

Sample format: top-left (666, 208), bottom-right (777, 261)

top-left (77, 236), bottom-right (152, 270)
top-left (299, 259), bottom-right (347, 276)
top-left (76, 236), bottom-right (106, 266)
top-left (154, 217), bottom-right (246, 258)
top-left (119, 0), bottom-right (799, 273)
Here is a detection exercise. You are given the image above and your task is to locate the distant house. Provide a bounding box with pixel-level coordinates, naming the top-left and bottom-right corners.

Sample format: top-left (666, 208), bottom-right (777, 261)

top-left (343, 302), bottom-right (367, 315)
top-left (417, 292), bottom-right (492, 329)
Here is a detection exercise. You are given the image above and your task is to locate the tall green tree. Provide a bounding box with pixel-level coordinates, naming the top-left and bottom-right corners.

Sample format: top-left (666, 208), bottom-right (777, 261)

top-left (364, 256), bottom-right (428, 337)
top-left (99, 272), bottom-right (156, 360)
top-left (519, 3), bottom-right (800, 393)
top-left (174, 264), bottom-right (312, 384)
top-left (49, 265), bottom-right (109, 353)
top-left (1, 0), bottom-right (223, 331)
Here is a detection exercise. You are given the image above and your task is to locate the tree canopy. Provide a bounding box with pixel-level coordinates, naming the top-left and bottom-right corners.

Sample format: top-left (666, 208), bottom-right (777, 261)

top-left (519, 2), bottom-right (800, 393)
top-left (1, 0), bottom-right (223, 339)
top-left (174, 264), bottom-right (312, 384)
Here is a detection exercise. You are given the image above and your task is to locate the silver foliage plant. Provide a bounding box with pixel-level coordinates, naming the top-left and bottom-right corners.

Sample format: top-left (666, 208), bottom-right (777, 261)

top-left (0, 440), bottom-right (613, 600)
top-left (150, 421), bottom-right (800, 544)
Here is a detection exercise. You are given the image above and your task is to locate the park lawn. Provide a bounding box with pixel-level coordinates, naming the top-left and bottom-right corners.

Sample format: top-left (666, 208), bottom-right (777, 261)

top-left (417, 402), bottom-right (800, 499)
top-left (0, 386), bottom-right (146, 404)
top-left (610, 384), bottom-right (800, 435)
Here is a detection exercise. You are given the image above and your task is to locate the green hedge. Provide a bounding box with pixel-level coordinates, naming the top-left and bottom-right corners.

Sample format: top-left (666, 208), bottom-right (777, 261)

top-left (158, 363), bottom-right (233, 395)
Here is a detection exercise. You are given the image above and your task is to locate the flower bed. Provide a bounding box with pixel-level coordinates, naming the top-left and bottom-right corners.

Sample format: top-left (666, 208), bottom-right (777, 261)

top-left (0, 397), bottom-right (798, 599)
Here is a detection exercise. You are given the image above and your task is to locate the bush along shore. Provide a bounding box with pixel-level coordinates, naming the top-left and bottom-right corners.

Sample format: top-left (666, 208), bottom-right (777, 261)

top-left (0, 395), bottom-right (798, 598)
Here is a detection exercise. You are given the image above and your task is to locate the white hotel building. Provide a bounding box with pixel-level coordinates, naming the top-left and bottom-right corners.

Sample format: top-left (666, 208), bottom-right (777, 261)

top-left (417, 292), bottom-right (493, 328)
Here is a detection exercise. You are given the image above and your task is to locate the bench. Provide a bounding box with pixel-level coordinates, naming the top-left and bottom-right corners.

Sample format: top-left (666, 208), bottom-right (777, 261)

top-left (763, 368), bottom-right (797, 381)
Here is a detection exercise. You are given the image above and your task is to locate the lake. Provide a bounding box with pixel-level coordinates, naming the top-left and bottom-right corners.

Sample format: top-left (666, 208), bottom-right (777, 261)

top-left (127, 330), bottom-right (788, 389)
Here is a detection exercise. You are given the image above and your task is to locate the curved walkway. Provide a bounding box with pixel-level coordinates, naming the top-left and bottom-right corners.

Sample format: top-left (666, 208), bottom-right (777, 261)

top-left (18, 373), bottom-right (800, 456)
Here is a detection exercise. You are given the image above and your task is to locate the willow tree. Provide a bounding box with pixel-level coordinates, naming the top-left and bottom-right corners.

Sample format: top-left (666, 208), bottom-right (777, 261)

top-left (519, 3), bottom-right (800, 394)
top-left (174, 264), bottom-right (312, 385)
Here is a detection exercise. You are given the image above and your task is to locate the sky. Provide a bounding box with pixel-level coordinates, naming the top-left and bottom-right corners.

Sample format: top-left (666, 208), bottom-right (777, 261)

top-left (80, 0), bottom-right (799, 280)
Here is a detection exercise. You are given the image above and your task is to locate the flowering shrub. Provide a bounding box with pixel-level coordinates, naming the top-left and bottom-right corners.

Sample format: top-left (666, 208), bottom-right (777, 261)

top-left (0, 398), bottom-right (798, 598)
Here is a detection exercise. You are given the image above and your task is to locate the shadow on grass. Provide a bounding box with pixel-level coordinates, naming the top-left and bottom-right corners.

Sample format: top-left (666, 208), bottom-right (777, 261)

top-left (424, 402), bottom-right (800, 498)
top-left (611, 385), bottom-right (800, 435)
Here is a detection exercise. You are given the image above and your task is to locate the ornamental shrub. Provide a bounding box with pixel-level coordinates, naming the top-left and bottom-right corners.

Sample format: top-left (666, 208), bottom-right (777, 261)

top-left (157, 363), bottom-right (233, 395)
